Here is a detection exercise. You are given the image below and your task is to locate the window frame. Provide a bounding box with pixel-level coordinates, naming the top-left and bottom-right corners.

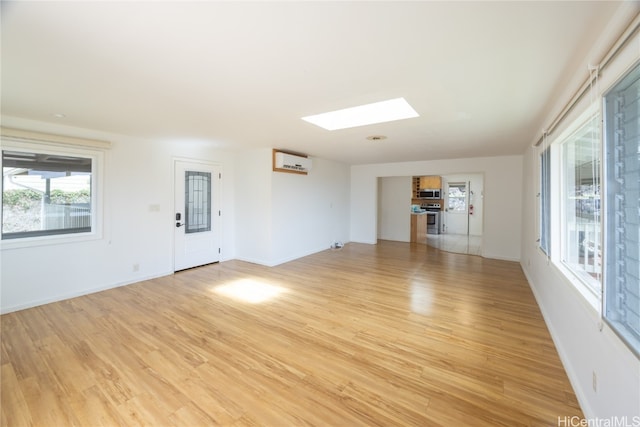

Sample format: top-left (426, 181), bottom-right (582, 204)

top-left (1, 134), bottom-right (106, 250)
top-left (558, 111), bottom-right (603, 297)
top-left (545, 106), bottom-right (603, 309)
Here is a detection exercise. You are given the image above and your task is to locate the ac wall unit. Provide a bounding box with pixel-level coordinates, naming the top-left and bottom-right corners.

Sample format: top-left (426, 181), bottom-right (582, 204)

top-left (274, 151), bottom-right (312, 173)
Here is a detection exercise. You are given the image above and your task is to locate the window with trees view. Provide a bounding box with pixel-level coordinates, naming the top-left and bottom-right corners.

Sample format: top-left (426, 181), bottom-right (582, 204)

top-left (2, 150), bottom-right (93, 239)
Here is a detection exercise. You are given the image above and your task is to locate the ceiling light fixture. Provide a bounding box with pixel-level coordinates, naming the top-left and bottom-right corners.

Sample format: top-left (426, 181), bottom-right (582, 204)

top-left (50, 113), bottom-right (66, 119)
top-left (366, 135), bottom-right (387, 141)
top-left (302, 97), bottom-right (419, 131)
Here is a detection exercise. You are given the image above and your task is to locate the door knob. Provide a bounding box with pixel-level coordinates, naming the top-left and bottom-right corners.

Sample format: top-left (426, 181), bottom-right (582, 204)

top-left (176, 222), bottom-right (184, 228)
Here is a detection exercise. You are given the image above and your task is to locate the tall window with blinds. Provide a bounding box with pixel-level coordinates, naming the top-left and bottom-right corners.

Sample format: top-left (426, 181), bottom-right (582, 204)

top-left (604, 62), bottom-right (640, 356)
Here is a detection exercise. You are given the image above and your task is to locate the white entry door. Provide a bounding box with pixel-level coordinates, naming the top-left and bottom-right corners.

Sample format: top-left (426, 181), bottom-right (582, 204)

top-left (174, 160), bottom-right (220, 271)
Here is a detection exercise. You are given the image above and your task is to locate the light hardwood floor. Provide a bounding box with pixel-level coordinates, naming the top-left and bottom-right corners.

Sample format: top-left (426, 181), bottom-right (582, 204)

top-left (1, 241), bottom-right (582, 426)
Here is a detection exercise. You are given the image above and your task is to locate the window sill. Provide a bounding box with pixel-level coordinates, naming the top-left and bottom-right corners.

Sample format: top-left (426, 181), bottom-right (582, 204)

top-left (553, 258), bottom-right (601, 311)
top-left (1, 231), bottom-right (102, 251)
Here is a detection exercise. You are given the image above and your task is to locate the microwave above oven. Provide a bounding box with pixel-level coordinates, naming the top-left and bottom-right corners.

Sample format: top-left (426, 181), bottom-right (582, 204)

top-left (418, 189), bottom-right (441, 199)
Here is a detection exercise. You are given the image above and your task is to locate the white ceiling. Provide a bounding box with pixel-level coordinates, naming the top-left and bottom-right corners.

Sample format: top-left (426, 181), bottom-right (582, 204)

top-left (0, 1), bottom-right (627, 165)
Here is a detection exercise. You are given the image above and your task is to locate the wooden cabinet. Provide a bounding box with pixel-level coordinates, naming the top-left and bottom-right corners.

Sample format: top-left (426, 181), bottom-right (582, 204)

top-left (410, 214), bottom-right (427, 244)
top-left (419, 176), bottom-right (442, 190)
top-left (412, 177), bottom-right (421, 198)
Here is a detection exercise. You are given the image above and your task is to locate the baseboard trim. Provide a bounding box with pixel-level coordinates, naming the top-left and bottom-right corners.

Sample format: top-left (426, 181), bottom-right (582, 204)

top-left (0, 270), bottom-right (174, 314)
top-left (235, 242), bottom-right (351, 267)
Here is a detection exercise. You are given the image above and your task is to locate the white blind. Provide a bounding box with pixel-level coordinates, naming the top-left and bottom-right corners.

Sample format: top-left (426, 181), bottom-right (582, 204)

top-left (540, 147), bottom-right (551, 255)
top-left (604, 62), bottom-right (640, 356)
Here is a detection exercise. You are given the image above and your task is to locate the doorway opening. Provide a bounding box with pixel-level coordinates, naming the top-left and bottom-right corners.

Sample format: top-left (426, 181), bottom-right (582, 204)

top-left (430, 174), bottom-right (484, 255)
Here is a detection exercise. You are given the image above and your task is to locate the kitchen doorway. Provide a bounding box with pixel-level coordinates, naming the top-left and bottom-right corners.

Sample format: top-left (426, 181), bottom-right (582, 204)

top-left (432, 173), bottom-right (483, 255)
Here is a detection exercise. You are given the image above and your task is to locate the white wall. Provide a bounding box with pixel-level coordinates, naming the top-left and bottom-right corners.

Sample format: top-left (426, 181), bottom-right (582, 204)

top-left (270, 156), bottom-right (350, 266)
top-left (1, 116), bottom-right (236, 313)
top-left (377, 176), bottom-right (412, 242)
top-left (520, 8), bottom-right (640, 420)
top-left (351, 156), bottom-right (522, 261)
top-left (234, 148), bottom-right (273, 264)
top-left (234, 150), bottom-right (351, 266)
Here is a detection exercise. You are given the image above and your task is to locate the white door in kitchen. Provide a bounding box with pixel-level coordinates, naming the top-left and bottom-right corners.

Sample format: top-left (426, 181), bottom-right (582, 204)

top-left (174, 160), bottom-right (220, 271)
top-left (444, 181), bottom-right (469, 235)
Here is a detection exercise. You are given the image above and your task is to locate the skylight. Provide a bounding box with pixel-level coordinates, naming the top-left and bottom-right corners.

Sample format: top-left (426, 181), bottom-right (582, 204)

top-left (302, 97), bottom-right (419, 131)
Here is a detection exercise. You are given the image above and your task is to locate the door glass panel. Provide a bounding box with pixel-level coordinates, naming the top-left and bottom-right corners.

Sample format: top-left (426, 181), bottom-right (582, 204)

top-left (184, 171), bottom-right (211, 234)
top-left (448, 182), bottom-right (467, 212)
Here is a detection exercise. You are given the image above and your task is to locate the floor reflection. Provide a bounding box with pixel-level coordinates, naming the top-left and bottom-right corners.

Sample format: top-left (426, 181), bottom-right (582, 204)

top-left (426, 234), bottom-right (482, 256)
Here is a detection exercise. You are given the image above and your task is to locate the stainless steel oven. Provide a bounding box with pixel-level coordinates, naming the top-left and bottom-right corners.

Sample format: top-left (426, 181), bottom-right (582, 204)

top-left (422, 203), bottom-right (441, 234)
top-left (426, 212), bottom-right (440, 234)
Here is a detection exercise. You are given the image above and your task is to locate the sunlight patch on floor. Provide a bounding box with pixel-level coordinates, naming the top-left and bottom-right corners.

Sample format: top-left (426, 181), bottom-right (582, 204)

top-left (410, 281), bottom-right (434, 315)
top-left (212, 278), bottom-right (287, 304)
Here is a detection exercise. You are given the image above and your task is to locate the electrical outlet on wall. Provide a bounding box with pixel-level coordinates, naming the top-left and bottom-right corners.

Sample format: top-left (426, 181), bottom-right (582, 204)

top-left (133, 263), bottom-right (140, 272)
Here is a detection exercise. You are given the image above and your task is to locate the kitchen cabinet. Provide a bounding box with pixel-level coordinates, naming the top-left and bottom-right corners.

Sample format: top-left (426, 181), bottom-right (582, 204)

top-left (410, 213), bottom-right (427, 244)
top-left (412, 176), bottom-right (443, 201)
top-left (419, 176), bottom-right (442, 190)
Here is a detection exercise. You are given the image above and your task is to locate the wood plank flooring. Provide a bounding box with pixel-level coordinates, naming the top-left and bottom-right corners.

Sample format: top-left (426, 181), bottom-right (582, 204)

top-left (1, 241), bottom-right (583, 426)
